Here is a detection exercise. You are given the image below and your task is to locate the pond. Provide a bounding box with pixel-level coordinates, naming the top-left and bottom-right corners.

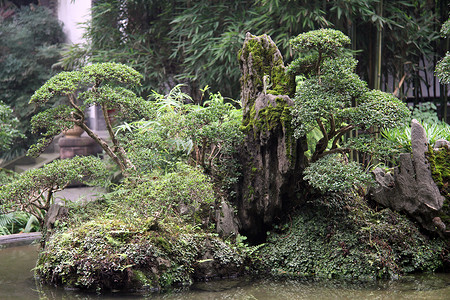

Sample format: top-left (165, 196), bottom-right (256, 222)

top-left (1, 242), bottom-right (449, 300)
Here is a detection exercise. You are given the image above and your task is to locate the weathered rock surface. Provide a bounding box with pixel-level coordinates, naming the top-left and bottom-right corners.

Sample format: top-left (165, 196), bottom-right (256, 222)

top-left (216, 199), bottom-right (239, 238)
top-left (434, 138), bottom-right (450, 150)
top-left (236, 33), bottom-right (306, 242)
top-left (44, 203), bottom-right (68, 232)
top-left (371, 120), bottom-right (448, 237)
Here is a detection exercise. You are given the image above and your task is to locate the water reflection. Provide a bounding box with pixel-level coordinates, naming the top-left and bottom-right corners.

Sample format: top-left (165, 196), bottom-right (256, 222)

top-left (1, 243), bottom-right (449, 300)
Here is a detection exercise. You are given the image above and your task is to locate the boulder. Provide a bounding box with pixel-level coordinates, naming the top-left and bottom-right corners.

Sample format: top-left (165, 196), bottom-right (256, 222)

top-left (434, 139), bottom-right (450, 150)
top-left (371, 120), bottom-right (448, 237)
top-left (215, 199), bottom-right (239, 238)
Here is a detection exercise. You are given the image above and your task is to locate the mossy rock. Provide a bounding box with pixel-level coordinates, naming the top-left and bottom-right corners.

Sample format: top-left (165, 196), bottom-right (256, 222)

top-left (35, 166), bottom-right (253, 293)
top-left (239, 33), bottom-right (295, 119)
top-left (428, 145), bottom-right (450, 225)
top-left (36, 216), bottom-right (250, 292)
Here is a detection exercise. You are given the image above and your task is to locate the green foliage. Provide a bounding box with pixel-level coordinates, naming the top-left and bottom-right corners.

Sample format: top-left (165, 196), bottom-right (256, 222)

top-left (0, 168), bottom-right (17, 186)
top-left (411, 102), bottom-right (440, 124)
top-left (0, 6), bottom-right (64, 158)
top-left (303, 155), bottom-right (373, 193)
top-left (119, 86), bottom-right (243, 193)
top-left (436, 53), bottom-right (450, 84)
top-left (29, 62), bottom-right (148, 177)
top-left (441, 17), bottom-right (450, 37)
top-left (258, 195), bottom-right (446, 280)
top-left (0, 156), bottom-right (108, 226)
top-left (427, 146), bottom-right (450, 224)
top-left (351, 90), bottom-right (410, 129)
top-left (381, 103), bottom-right (450, 152)
top-left (0, 211), bottom-right (39, 235)
top-left (107, 164), bottom-right (216, 226)
top-left (290, 28), bottom-right (350, 59)
top-left (343, 135), bottom-right (403, 166)
top-left (436, 17), bottom-right (450, 84)
top-left (59, 0), bottom-right (444, 101)
top-left (0, 101), bottom-right (24, 151)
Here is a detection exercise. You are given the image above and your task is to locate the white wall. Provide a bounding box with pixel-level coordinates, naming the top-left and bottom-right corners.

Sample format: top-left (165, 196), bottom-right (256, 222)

top-left (57, 0), bottom-right (91, 44)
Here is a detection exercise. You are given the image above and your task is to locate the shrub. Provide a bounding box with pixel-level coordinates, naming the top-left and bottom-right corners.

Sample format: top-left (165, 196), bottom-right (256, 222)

top-left (289, 29), bottom-right (409, 193)
top-left (303, 154), bottom-right (373, 193)
top-left (0, 156), bottom-right (108, 226)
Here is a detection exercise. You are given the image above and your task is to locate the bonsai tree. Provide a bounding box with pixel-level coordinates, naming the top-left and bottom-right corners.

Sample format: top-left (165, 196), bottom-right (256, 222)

top-left (0, 156), bottom-right (108, 227)
top-left (288, 29), bottom-right (410, 192)
top-left (28, 62), bottom-right (150, 177)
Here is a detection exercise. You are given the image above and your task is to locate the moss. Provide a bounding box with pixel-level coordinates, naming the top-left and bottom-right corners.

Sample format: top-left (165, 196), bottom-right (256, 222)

top-left (35, 167), bottom-right (254, 293)
top-left (240, 34), bottom-right (294, 116)
top-left (427, 145), bottom-right (450, 224)
top-left (257, 194), bottom-right (446, 280)
top-left (246, 184), bottom-right (255, 202)
top-left (242, 97), bottom-right (291, 133)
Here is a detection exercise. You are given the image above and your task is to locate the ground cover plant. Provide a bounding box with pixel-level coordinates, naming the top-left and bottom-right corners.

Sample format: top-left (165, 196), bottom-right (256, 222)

top-left (258, 194), bottom-right (446, 280)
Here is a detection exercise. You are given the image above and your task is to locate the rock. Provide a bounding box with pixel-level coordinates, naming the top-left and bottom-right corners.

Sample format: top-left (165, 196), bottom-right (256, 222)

top-left (371, 120), bottom-right (446, 236)
top-left (236, 33), bottom-right (306, 242)
top-left (215, 199), bottom-right (239, 238)
top-left (434, 139), bottom-right (450, 150)
top-left (45, 204), bottom-right (68, 230)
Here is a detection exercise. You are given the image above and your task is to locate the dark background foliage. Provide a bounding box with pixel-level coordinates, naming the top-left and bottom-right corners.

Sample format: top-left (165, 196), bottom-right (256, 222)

top-left (0, 5), bottom-right (64, 158)
top-left (59, 0), bottom-right (449, 106)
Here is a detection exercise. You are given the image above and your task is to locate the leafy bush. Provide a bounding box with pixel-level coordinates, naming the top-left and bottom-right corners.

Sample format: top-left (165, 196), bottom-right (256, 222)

top-left (106, 164), bottom-right (217, 226)
top-left (0, 6), bottom-right (64, 158)
top-left (303, 155), bottom-right (373, 193)
top-left (117, 85), bottom-right (243, 192)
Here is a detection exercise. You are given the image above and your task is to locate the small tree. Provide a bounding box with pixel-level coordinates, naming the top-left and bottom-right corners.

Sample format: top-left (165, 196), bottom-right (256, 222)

top-left (28, 62), bottom-right (150, 177)
top-left (288, 29), bottom-right (410, 193)
top-left (0, 156), bottom-right (108, 227)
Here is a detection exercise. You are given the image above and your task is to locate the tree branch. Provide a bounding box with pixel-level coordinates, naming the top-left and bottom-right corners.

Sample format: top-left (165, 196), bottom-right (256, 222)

top-left (317, 147), bottom-right (351, 159)
top-left (331, 125), bottom-right (355, 149)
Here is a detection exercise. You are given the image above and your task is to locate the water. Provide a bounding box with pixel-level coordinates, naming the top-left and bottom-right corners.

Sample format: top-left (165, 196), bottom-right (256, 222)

top-left (1, 243), bottom-right (449, 300)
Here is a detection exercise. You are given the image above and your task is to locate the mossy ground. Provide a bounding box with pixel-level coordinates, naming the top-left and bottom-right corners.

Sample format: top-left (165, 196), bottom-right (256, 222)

top-left (256, 193), bottom-right (448, 281)
top-left (35, 166), bottom-right (253, 293)
top-left (428, 145), bottom-right (450, 224)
